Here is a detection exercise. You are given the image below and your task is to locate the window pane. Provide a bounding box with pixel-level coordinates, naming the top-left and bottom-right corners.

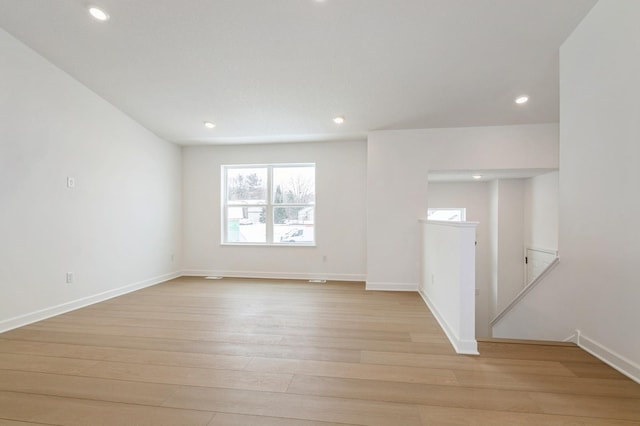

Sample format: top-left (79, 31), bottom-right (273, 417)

top-left (227, 168), bottom-right (267, 204)
top-left (222, 163), bottom-right (316, 245)
top-left (273, 207), bottom-right (314, 243)
top-left (427, 208), bottom-right (466, 222)
top-left (226, 207), bottom-right (266, 243)
top-left (274, 224), bottom-right (315, 244)
top-left (273, 166), bottom-right (315, 204)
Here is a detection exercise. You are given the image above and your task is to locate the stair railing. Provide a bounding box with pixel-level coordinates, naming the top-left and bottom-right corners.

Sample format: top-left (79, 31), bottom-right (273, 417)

top-left (490, 256), bottom-right (560, 327)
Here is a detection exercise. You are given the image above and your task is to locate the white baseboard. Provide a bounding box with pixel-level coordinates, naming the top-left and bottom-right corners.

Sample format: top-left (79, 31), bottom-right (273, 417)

top-left (365, 281), bottom-right (418, 291)
top-left (573, 329), bottom-right (640, 384)
top-left (181, 269), bottom-right (365, 282)
top-left (0, 271), bottom-right (181, 334)
top-left (563, 332), bottom-right (578, 344)
top-left (418, 289), bottom-right (478, 355)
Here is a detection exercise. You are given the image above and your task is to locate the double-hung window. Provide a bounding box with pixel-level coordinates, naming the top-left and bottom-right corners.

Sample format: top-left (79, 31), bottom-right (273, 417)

top-left (222, 163), bottom-right (315, 245)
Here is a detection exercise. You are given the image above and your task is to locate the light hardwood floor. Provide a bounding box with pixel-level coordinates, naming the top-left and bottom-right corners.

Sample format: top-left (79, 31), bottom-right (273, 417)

top-left (0, 277), bottom-right (638, 425)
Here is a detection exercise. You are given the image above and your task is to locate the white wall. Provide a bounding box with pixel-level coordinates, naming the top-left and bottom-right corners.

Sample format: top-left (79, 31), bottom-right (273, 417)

top-left (494, 179), bottom-right (525, 314)
top-left (487, 173), bottom-right (558, 322)
top-left (524, 171), bottom-right (559, 251)
top-left (489, 181), bottom-right (499, 323)
top-left (426, 182), bottom-right (490, 337)
top-left (421, 220), bottom-right (478, 354)
top-left (182, 141), bottom-right (367, 281)
top-left (367, 124), bottom-right (559, 290)
top-left (494, 0), bottom-right (640, 381)
top-left (0, 30), bottom-right (182, 331)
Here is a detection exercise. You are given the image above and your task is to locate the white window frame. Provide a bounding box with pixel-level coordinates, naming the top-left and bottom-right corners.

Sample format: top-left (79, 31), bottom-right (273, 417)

top-left (221, 163), bottom-right (316, 246)
top-left (427, 208), bottom-right (466, 222)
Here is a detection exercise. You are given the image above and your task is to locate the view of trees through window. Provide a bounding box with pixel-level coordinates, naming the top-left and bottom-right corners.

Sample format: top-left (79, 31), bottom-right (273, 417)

top-left (227, 168), bottom-right (266, 203)
top-left (223, 164), bottom-right (315, 244)
top-left (427, 208), bottom-right (466, 222)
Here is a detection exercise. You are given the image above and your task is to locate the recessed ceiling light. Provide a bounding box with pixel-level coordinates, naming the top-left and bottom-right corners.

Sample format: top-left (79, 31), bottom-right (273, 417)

top-left (333, 116), bottom-right (345, 124)
top-left (515, 95), bottom-right (529, 104)
top-left (472, 175), bottom-right (483, 180)
top-left (203, 121), bottom-right (216, 129)
top-left (88, 6), bottom-right (109, 21)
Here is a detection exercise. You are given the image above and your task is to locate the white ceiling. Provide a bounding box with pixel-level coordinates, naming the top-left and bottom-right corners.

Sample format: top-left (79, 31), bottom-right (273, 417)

top-left (0, 0), bottom-right (596, 145)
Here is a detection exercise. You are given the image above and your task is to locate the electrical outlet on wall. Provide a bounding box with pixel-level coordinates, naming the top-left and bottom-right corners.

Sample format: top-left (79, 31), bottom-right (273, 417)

top-left (66, 272), bottom-right (74, 284)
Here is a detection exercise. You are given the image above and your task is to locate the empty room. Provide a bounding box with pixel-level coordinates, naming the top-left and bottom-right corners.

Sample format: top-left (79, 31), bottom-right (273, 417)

top-left (1, 0), bottom-right (639, 424)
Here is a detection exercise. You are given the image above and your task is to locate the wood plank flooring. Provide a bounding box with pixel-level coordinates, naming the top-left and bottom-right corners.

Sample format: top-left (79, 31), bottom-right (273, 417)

top-left (0, 277), bottom-right (638, 425)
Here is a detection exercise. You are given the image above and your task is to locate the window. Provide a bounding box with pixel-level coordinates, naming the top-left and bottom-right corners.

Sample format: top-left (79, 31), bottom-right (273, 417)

top-left (427, 208), bottom-right (466, 222)
top-left (222, 164), bottom-right (315, 245)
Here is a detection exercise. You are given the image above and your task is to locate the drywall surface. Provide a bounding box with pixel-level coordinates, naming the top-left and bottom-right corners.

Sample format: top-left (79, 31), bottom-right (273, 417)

top-left (524, 171), bottom-right (559, 251)
top-left (495, 179), bottom-right (525, 313)
top-left (489, 181), bottom-right (499, 324)
top-left (182, 141), bottom-right (367, 280)
top-left (367, 123), bottom-right (558, 290)
top-left (495, 0), bottom-right (640, 380)
top-left (0, 30), bottom-right (182, 330)
top-left (427, 182), bottom-right (491, 337)
top-left (421, 220), bottom-right (478, 354)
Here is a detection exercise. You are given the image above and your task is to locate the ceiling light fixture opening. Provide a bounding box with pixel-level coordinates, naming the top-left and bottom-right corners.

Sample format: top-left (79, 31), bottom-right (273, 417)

top-left (333, 116), bottom-right (345, 124)
top-left (203, 121), bottom-right (216, 129)
top-left (515, 95), bottom-right (529, 104)
top-left (88, 6), bottom-right (109, 21)
top-left (472, 175), bottom-right (483, 180)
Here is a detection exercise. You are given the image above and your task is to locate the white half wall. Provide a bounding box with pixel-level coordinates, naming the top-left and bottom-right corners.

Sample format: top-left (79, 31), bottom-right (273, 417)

top-left (0, 29), bottom-right (182, 331)
top-left (367, 124), bottom-right (558, 290)
top-left (427, 182), bottom-right (491, 337)
top-left (494, 0), bottom-right (640, 382)
top-left (182, 141), bottom-right (367, 281)
top-left (420, 220), bottom-right (478, 354)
